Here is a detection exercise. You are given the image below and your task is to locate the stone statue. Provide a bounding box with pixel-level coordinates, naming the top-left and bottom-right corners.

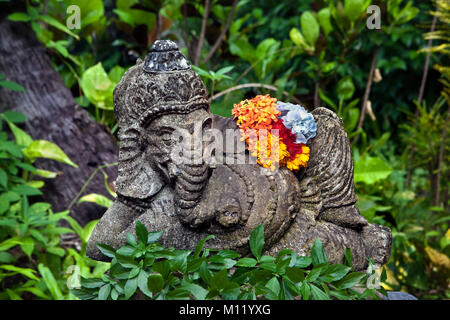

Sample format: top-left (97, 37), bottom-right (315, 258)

top-left (87, 40), bottom-right (392, 271)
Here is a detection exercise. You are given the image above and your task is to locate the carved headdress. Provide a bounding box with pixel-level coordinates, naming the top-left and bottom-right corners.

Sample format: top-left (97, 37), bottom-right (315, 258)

top-left (113, 40), bottom-right (209, 200)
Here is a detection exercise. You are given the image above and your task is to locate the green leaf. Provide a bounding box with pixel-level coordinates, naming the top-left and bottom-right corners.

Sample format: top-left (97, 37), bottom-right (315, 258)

top-left (305, 266), bottom-right (323, 282)
top-left (330, 289), bottom-right (352, 300)
top-left (71, 288), bottom-right (96, 300)
top-left (2, 111), bottom-right (26, 123)
top-left (147, 272), bottom-right (164, 293)
top-left (116, 245), bottom-right (136, 257)
top-left (80, 277), bottom-right (105, 289)
top-left (311, 238), bottom-right (328, 266)
top-left (285, 267), bottom-right (305, 283)
top-left (321, 62), bottom-right (337, 73)
top-left (218, 250), bottom-right (241, 259)
top-left (0, 264), bottom-right (39, 280)
top-left (1, 141), bottom-right (23, 158)
top-left (335, 272), bottom-right (366, 289)
top-left (0, 168), bottom-right (7, 188)
top-left (115, 0), bottom-right (155, 29)
top-left (152, 260), bottom-right (170, 280)
top-left (345, 248), bottom-right (353, 267)
top-left (78, 193), bottom-right (112, 208)
top-left (98, 284), bottom-right (111, 300)
top-left (38, 263), bottom-right (64, 300)
top-left (39, 15), bottom-right (79, 40)
top-left (193, 235), bottom-right (215, 258)
top-left (337, 76), bottom-right (355, 101)
top-left (289, 27), bottom-right (307, 50)
top-left (395, 2), bottom-right (419, 24)
top-left (124, 276), bottom-right (138, 299)
top-left (27, 180), bottom-right (44, 189)
top-left (128, 267), bottom-right (140, 279)
top-left (216, 66), bottom-right (234, 76)
top-left (96, 244), bottom-right (116, 259)
top-left (171, 251), bottom-right (190, 272)
top-left (320, 264), bottom-right (351, 282)
top-left (249, 224), bottom-right (265, 260)
top-left (24, 140), bottom-right (77, 167)
top-left (199, 261), bottom-right (213, 285)
top-left (8, 13), bottom-right (31, 22)
top-left (6, 289), bottom-right (22, 300)
top-left (371, 133), bottom-right (391, 152)
top-left (29, 229), bottom-right (47, 245)
top-left (62, 216), bottom-right (83, 237)
top-left (265, 276), bottom-right (281, 297)
top-left (310, 283), bottom-right (330, 300)
top-left (33, 169), bottom-right (58, 178)
top-left (47, 247), bottom-right (66, 257)
top-left (293, 256), bottom-right (312, 268)
top-left (18, 237), bottom-right (34, 257)
top-left (344, 107), bottom-right (360, 132)
top-left (318, 8), bottom-right (333, 36)
top-left (80, 63), bottom-right (115, 110)
top-left (0, 80), bottom-right (26, 92)
top-left (354, 156), bottom-right (393, 185)
top-left (111, 288), bottom-right (119, 300)
top-left (147, 231), bottom-right (163, 244)
top-left (300, 11), bottom-right (320, 46)
top-left (135, 220), bottom-right (148, 245)
top-left (344, 0), bottom-right (368, 22)
top-left (180, 280), bottom-right (208, 300)
top-left (0, 252), bottom-right (15, 263)
top-left (210, 268), bottom-right (229, 290)
top-left (137, 269), bottom-right (152, 297)
top-left (235, 257), bottom-right (258, 267)
top-left (110, 262), bottom-right (130, 280)
top-left (108, 65), bottom-right (125, 84)
top-left (125, 232), bottom-right (137, 247)
top-left (166, 287), bottom-right (190, 300)
top-left (300, 282), bottom-right (310, 300)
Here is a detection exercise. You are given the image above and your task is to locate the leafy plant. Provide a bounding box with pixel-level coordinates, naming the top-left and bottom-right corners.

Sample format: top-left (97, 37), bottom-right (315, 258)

top-left (73, 223), bottom-right (386, 300)
top-left (0, 110), bottom-right (106, 299)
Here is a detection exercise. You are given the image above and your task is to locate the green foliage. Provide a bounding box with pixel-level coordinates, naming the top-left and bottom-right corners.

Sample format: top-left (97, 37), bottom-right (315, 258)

top-left (0, 74), bottom-right (26, 92)
top-left (0, 110), bottom-right (108, 300)
top-left (354, 155), bottom-right (393, 185)
top-left (73, 223), bottom-right (385, 300)
top-left (80, 63), bottom-right (115, 111)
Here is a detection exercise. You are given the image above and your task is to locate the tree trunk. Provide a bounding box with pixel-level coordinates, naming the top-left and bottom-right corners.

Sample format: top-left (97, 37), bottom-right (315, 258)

top-left (0, 19), bottom-right (118, 226)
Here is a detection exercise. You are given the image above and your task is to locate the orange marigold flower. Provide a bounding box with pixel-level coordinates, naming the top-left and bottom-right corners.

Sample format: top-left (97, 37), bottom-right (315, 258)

top-left (232, 94), bottom-right (280, 132)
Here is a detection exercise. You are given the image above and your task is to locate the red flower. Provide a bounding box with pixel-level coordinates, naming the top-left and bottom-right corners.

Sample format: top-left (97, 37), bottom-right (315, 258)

top-left (272, 119), bottom-right (304, 160)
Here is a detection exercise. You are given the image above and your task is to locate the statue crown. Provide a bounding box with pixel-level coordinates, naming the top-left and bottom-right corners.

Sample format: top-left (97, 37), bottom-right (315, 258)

top-left (113, 40), bottom-right (209, 129)
top-left (143, 40), bottom-right (191, 73)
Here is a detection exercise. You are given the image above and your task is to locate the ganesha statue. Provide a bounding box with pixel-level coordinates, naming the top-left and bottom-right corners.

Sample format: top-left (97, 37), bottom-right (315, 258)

top-left (86, 40), bottom-right (392, 271)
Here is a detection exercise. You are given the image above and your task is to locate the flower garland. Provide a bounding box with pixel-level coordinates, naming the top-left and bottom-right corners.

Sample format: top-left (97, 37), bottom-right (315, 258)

top-left (232, 95), bottom-right (317, 171)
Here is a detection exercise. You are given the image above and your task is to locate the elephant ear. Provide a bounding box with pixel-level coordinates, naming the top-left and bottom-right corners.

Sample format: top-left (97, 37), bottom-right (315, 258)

top-left (115, 125), bottom-right (163, 200)
top-left (303, 107), bottom-right (368, 229)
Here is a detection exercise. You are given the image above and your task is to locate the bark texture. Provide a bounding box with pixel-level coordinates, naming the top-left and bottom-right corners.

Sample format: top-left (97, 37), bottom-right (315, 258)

top-left (0, 19), bottom-right (118, 225)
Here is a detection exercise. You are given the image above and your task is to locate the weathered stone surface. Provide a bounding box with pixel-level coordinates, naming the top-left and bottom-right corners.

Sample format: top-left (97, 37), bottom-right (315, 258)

top-left (87, 40), bottom-right (392, 271)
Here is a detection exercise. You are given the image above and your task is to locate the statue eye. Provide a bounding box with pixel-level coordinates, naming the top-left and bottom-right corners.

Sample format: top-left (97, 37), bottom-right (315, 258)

top-left (224, 211), bottom-right (230, 216)
top-left (202, 118), bottom-right (212, 131)
top-left (160, 133), bottom-right (173, 146)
